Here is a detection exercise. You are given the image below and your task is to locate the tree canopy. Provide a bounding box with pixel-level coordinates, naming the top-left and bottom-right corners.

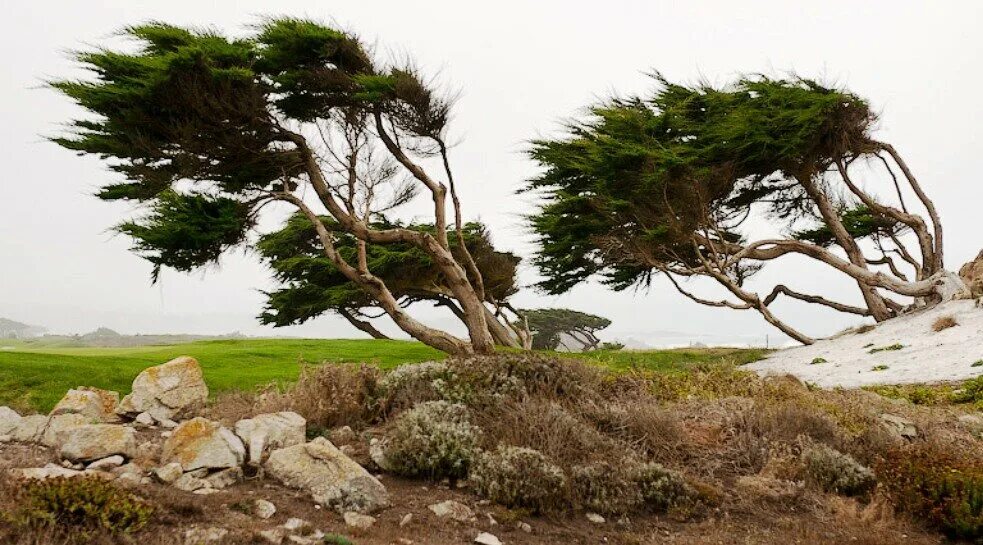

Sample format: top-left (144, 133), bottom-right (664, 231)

top-left (521, 308), bottom-right (611, 351)
top-left (52, 18), bottom-right (522, 354)
top-left (525, 74), bottom-right (961, 344)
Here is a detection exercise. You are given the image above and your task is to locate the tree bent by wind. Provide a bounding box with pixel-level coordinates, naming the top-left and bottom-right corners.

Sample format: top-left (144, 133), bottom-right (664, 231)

top-left (525, 74), bottom-right (969, 344)
top-left (52, 19), bottom-right (526, 355)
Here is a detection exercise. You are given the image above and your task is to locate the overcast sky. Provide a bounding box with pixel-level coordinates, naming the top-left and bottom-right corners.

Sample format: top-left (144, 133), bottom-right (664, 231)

top-left (1, 1), bottom-right (981, 347)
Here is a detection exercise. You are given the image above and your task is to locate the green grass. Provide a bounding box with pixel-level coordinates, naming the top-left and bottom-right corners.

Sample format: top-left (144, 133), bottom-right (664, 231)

top-left (0, 339), bottom-right (764, 413)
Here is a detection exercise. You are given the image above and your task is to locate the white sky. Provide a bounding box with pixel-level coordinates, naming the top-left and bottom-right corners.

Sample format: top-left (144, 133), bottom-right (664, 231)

top-left (1, 1), bottom-right (981, 347)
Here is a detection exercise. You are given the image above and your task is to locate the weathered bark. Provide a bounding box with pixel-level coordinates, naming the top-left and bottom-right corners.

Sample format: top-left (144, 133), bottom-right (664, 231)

top-left (338, 308), bottom-right (389, 339)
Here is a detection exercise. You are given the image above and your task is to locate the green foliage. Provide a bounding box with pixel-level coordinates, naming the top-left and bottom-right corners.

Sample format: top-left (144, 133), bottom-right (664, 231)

top-left (521, 308), bottom-right (611, 350)
top-left (869, 343), bottom-right (904, 354)
top-left (810, 357), bottom-right (827, 365)
top-left (470, 446), bottom-right (567, 513)
top-left (877, 444), bottom-right (983, 540)
top-left (258, 215), bottom-right (519, 327)
top-left (570, 462), bottom-right (643, 515)
top-left (972, 360), bottom-right (983, 368)
top-left (633, 462), bottom-right (692, 511)
top-left (5, 477), bottom-right (153, 534)
top-left (871, 364), bottom-right (890, 371)
top-left (523, 73), bottom-right (879, 294)
top-left (322, 534), bottom-right (355, 545)
top-left (382, 401), bottom-right (481, 479)
top-left (793, 206), bottom-right (903, 247)
top-left (801, 443), bottom-right (875, 496)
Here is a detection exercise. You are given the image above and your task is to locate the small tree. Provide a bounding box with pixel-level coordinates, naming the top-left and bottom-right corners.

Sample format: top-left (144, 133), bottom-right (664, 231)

top-left (51, 19), bottom-right (518, 354)
top-left (525, 74), bottom-right (969, 344)
top-left (258, 216), bottom-right (527, 345)
top-left (522, 308), bottom-right (611, 351)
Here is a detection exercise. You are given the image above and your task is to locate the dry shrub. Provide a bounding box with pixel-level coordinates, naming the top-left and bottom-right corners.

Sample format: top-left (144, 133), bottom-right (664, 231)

top-left (570, 461), bottom-right (644, 514)
top-left (470, 446), bottom-right (567, 513)
top-left (211, 363), bottom-right (381, 432)
top-left (578, 400), bottom-right (687, 463)
top-left (727, 400), bottom-right (842, 473)
top-left (381, 401), bottom-right (480, 480)
top-left (801, 443), bottom-right (875, 496)
top-left (646, 364), bottom-right (762, 403)
top-left (876, 441), bottom-right (983, 540)
top-left (932, 315), bottom-right (958, 332)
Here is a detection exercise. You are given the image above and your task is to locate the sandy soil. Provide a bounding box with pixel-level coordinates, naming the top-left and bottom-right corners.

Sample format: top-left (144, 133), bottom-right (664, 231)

top-left (748, 299), bottom-right (983, 388)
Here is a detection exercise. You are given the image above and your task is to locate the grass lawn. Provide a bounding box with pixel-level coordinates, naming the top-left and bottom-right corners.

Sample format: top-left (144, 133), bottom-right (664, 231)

top-left (0, 338), bottom-right (764, 413)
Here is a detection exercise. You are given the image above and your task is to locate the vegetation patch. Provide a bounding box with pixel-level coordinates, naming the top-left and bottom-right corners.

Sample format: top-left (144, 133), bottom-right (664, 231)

top-left (470, 446), bottom-right (567, 513)
top-left (932, 315), bottom-right (958, 332)
top-left (869, 343), bottom-right (904, 354)
top-left (381, 401), bottom-right (481, 480)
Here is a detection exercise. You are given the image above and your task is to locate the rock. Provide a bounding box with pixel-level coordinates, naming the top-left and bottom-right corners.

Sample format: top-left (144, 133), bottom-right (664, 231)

top-left (343, 511), bottom-right (376, 530)
top-left (0, 434), bottom-right (10, 443)
top-left (328, 425), bottom-right (357, 445)
top-left (235, 412), bottom-right (306, 466)
top-left (134, 412), bottom-right (155, 427)
top-left (50, 387), bottom-right (120, 423)
top-left (183, 527), bottom-right (228, 544)
top-left (586, 512), bottom-right (606, 524)
top-left (517, 522), bottom-right (532, 533)
top-left (10, 414), bottom-right (47, 442)
top-left (40, 413), bottom-right (93, 447)
top-left (0, 406), bottom-right (22, 435)
top-left (174, 473), bottom-right (210, 492)
top-left (282, 518), bottom-right (309, 531)
top-left (258, 528), bottom-right (287, 544)
top-left (59, 424), bottom-right (137, 462)
top-left (112, 462), bottom-right (144, 476)
top-left (160, 418), bottom-right (179, 429)
top-left (154, 462), bottom-right (184, 483)
top-left (265, 437), bottom-right (389, 514)
top-left (135, 440), bottom-right (162, 463)
top-left (880, 413), bottom-right (918, 440)
top-left (206, 467), bottom-right (243, 489)
top-left (254, 499), bottom-right (277, 520)
top-left (193, 488), bottom-right (220, 495)
top-left (368, 437), bottom-right (393, 471)
top-left (162, 417), bottom-right (245, 471)
top-left (959, 249), bottom-right (983, 297)
top-left (87, 455), bottom-right (125, 471)
top-left (9, 464), bottom-right (83, 480)
top-left (399, 513), bottom-right (413, 527)
top-left (428, 500), bottom-right (475, 522)
top-left (258, 528), bottom-right (286, 544)
top-left (114, 472), bottom-right (143, 488)
top-left (118, 356), bottom-right (208, 421)
top-left (474, 532), bottom-right (502, 545)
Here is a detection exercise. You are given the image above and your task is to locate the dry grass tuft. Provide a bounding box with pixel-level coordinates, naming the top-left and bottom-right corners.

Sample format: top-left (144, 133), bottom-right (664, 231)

top-left (932, 315), bottom-right (958, 332)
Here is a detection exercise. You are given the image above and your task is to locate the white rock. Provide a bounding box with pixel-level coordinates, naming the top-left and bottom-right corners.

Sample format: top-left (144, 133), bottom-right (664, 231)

top-left (517, 522), bottom-right (532, 533)
top-left (183, 527), bottom-right (228, 544)
top-left (586, 512), bottom-right (605, 524)
top-left (254, 499), bottom-right (277, 520)
top-left (399, 513), bottom-right (413, 527)
top-left (235, 412), bottom-right (306, 466)
top-left (0, 406), bottom-right (22, 435)
top-left (160, 418), bottom-right (179, 429)
top-left (173, 472), bottom-right (210, 492)
top-left (50, 387), bottom-right (120, 423)
top-left (9, 464), bottom-right (83, 480)
top-left (134, 412), bottom-right (155, 427)
top-left (328, 425), bottom-right (357, 444)
top-left (10, 414), bottom-right (46, 442)
top-left (161, 417), bottom-right (245, 471)
top-left (265, 437), bottom-right (389, 514)
top-left (474, 532), bottom-right (503, 545)
top-left (206, 466), bottom-right (242, 489)
top-left (59, 424), bottom-right (137, 462)
top-left (87, 455), bottom-right (125, 471)
top-left (193, 487), bottom-right (220, 495)
top-left (368, 437), bottom-right (394, 471)
top-left (343, 511), bottom-right (376, 530)
top-left (118, 356), bottom-right (208, 421)
top-left (282, 518), bottom-right (309, 531)
top-left (428, 500), bottom-right (475, 522)
top-left (880, 413), bottom-right (918, 440)
top-left (154, 462), bottom-right (184, 483)
top-left (41, 413), bottom-right (92, 447)
top-left (0, 434), bottom-right (10, 443)
top-left (114, 472), bottom-right (143, 488)
top-left (258, 528), bottom-right (287, 544)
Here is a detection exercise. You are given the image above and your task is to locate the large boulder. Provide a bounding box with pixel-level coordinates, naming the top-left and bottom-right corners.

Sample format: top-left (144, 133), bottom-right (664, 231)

top-left (959, 249), bottom-right (983, 298)
top-left (265, 437), bottom-right (389, 514)
top-left (161, 417), bottom-right (245, 471)
top-left (117, 356), bottom-right (208, 421)
top-left (11, 414), bottom-right (47, 443)
top-left (59, 424), bottom-right (137, 462)
top-left (234, 412), bottom-right (306, 466)
top-left (40, 414), bottom-right (94, 448)
top-left (0, 407), bottom-right (22, 435)
top-left (50, 387), bottom-right (121, 423)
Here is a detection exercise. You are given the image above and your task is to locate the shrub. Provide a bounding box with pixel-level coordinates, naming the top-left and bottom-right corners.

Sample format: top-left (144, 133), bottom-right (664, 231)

top-left (810, 357), bottom-right (827, 365)
top-left (869, 343), bottom-right (904, 354)
top-left (570, 462), bottom-right (643, 515)
top-left (633, 462), bottom-right (692, 511)
top-left (950, 376), bottom-right (983, 409)
top-left (877, 443), bottom-right (983, 540)
top-left (932, 315), bottom-right (958, 332)
top-left (5, 477), bottom-right (154, 535)
top-left (470, 446), bottom-right (567, 513)
top-left (376, 360), bottom-right (454, 414)
top-left (801, 443), bottom-right (875, 496)
top-left (382, 401), bottom-right (480, 479)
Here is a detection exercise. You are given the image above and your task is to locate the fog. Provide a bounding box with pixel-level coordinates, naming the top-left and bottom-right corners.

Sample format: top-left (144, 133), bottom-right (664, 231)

top-left (1, 1), bottom-right (980, 347)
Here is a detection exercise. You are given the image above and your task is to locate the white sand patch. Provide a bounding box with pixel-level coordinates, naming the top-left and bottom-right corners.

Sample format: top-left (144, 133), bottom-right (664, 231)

top-left (748, 299), bottom-right (983, 388)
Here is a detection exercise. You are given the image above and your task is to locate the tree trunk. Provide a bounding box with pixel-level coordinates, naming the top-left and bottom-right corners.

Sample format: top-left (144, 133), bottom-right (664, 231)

top-left (337, 308), bottom-right (390, 339)
top-left (423, 237), bottom-right (496, 354)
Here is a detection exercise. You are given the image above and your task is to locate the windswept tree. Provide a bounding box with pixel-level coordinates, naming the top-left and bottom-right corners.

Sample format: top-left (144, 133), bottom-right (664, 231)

top-left (51, 18), bottom-right (523, 354)
top-left (525, 74), bottom-right (969, 344)
top-left (258, 216), bottom-right (527, 346)
top-left (522, 308), bottom-right (611, 351)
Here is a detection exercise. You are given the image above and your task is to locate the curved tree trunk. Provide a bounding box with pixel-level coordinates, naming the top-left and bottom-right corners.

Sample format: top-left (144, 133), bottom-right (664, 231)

top-left (337, 308), bottom-right (390, 339)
